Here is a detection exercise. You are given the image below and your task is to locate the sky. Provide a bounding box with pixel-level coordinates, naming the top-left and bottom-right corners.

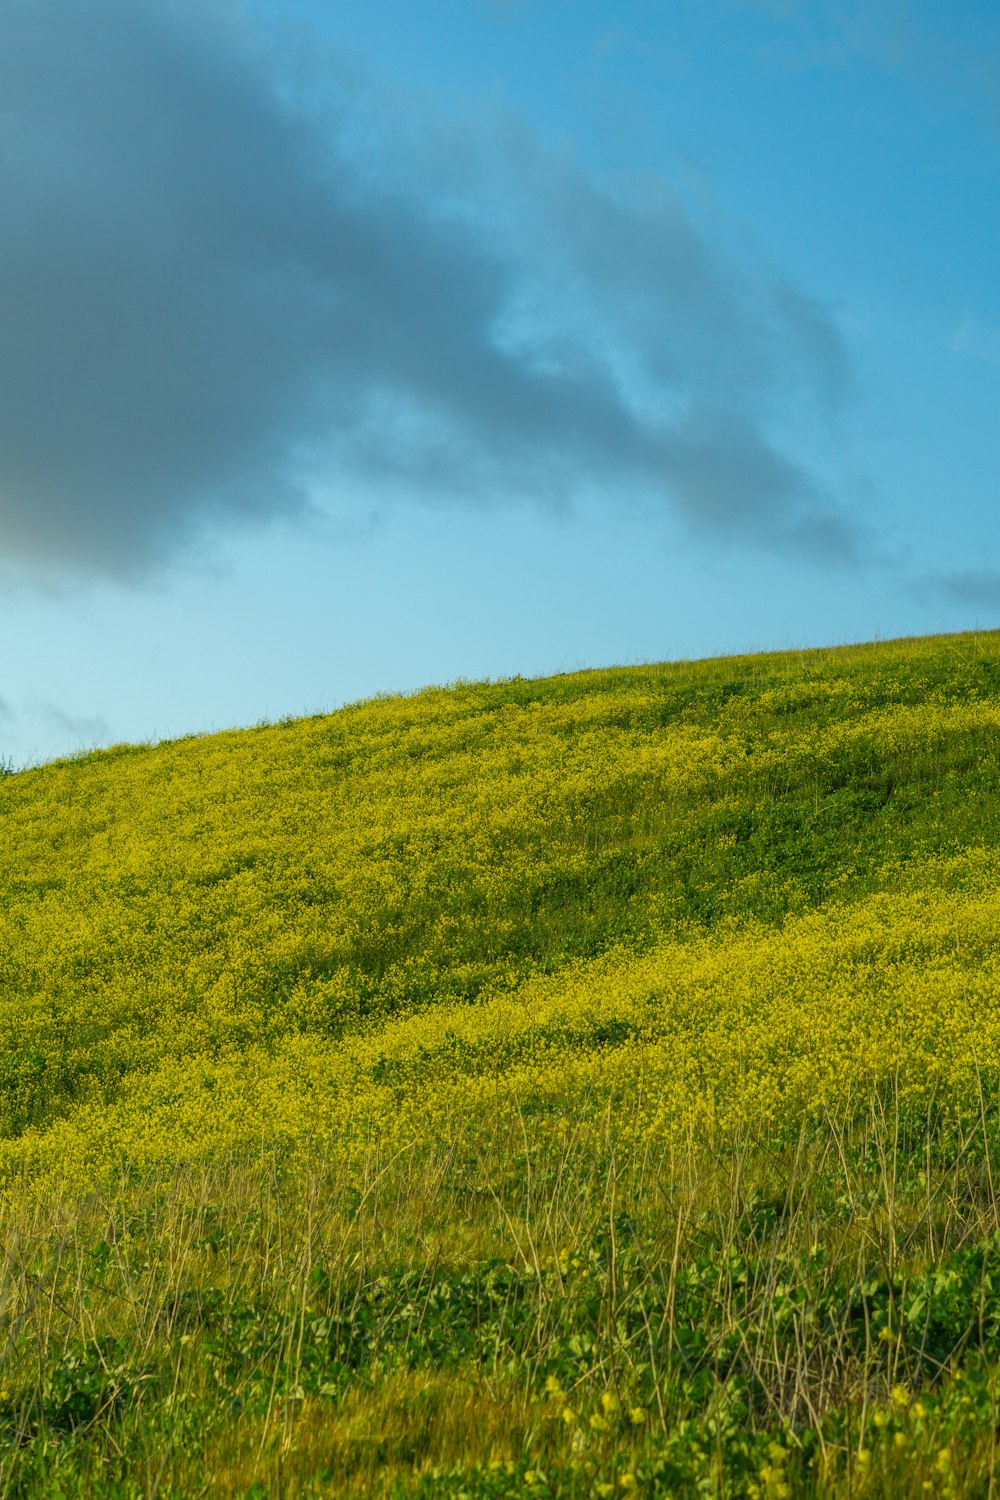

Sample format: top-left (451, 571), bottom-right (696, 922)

top-left (2, 0), bottom-right (999, 766)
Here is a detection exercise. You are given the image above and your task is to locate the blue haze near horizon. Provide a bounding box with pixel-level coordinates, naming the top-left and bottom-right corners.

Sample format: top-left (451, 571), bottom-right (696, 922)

top-left (1, 0), bottom-right (999, 767)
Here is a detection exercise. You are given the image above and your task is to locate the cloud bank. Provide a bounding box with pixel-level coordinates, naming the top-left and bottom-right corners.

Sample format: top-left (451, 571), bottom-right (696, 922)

top-left (0, 0), bottom-right (857, 579)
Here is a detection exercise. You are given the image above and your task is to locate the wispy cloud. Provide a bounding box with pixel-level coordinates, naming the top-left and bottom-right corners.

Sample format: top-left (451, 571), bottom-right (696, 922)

top-left (0, 0), bottom-right (858, 580)
top-left (935, 570), bottom-right (1000, 610)
top-left (30, 700), bottom-right (112, 748)
top-left (950, 319), bottom-right (1000, 366)
top-left (741, 0), bottom-right (1000, 127)
top-left (475, 0), bottom-right (528, 16)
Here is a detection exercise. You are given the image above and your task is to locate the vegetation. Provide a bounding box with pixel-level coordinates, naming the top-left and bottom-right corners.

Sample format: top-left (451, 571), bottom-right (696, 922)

top-left (3, 630), bottom-right (1000, 1495)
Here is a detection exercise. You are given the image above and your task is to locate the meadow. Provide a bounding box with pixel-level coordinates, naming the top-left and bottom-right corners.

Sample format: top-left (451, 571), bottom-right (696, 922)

top-left (3, 631), bottom-right (1000, 1495)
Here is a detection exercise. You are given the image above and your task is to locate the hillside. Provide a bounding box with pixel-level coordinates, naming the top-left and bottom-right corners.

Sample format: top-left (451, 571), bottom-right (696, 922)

top-left (3, 631), bottom-right (1000, 1496)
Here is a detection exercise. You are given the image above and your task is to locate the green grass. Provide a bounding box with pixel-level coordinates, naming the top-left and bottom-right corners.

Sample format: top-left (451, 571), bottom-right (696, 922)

top-left (3, 631), bottom-right (1000, 1495)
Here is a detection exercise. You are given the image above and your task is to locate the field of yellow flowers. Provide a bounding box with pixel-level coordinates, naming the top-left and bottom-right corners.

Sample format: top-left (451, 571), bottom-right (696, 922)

top-left (4, 631), bottom-right (1000, 1496)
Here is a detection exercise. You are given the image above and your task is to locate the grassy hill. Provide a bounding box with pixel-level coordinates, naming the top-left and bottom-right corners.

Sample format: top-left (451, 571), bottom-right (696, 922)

top-left (3, 631), bottom-right (1000, 1496)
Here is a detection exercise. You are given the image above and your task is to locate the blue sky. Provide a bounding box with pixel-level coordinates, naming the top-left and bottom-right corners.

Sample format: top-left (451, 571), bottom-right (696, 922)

top-left (2, 0), bottom-right (999, 766)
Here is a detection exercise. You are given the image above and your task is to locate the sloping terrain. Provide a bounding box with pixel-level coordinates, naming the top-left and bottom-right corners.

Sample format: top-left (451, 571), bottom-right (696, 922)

top-left (3, 632), bottom-right (1000, 1496)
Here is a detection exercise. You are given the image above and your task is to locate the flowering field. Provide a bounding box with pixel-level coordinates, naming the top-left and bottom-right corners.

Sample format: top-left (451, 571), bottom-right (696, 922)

top-left (4, 631), bottom-right (1000, 1495)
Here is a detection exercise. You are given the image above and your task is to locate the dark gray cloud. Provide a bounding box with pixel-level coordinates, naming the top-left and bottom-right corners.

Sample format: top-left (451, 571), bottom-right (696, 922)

top-left (0, 0), bottom-right (857, 579)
